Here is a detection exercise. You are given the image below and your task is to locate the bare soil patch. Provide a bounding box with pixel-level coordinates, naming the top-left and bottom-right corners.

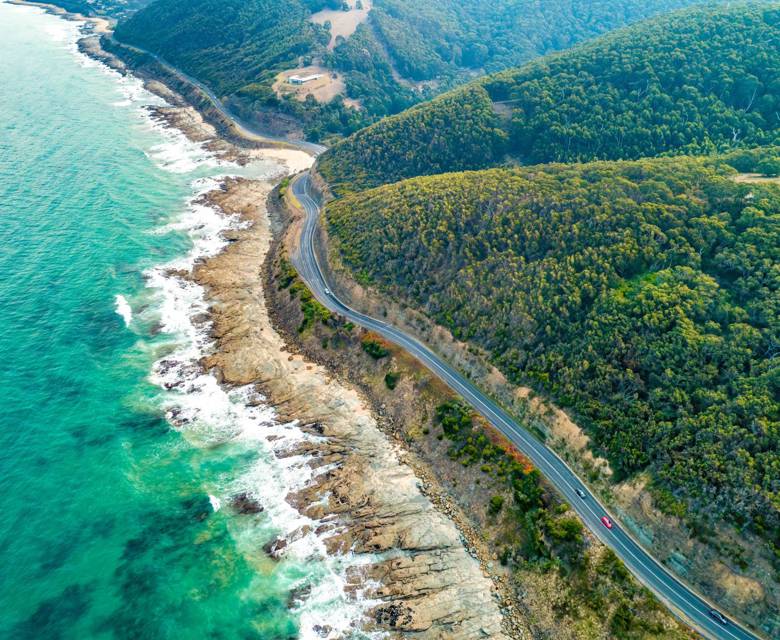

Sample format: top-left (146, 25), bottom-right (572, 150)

top-left (310, 0), bottom-right (372, 50)
top-left (273, 65), bottom-right (346, 104)
top-left (732, 172), bottom-right (780, 184)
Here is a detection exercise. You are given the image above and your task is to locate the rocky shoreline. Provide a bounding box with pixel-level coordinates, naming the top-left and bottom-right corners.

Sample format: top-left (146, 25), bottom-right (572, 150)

top-left (53, 16), bottom-right (514, 639)
top-left (192, 177), bottom-right (511, 638)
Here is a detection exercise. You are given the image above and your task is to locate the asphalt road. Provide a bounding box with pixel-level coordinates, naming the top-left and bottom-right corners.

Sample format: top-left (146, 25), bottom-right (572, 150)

top-left (105, 37), bottom-right (327, 156)
top-left (101, 31), bottom-right (763, 639)
top-left (290, 173), bottom-right (762, 640)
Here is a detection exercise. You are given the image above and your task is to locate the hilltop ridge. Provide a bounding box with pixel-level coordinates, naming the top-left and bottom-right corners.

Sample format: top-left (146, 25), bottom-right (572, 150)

top-left (319, 3), bottom-right (780, 192)
top-left (113, 0), bottom-right (730, 141)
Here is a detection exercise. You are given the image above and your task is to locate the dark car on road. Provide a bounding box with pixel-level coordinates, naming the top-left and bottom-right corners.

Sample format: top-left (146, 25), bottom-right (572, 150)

top-left (709, 609), bottom-right (728, 625)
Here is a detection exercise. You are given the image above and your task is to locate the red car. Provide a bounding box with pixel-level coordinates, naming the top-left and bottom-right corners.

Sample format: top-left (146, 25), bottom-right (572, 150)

top-left (601, 516), bottom-right (614, 529)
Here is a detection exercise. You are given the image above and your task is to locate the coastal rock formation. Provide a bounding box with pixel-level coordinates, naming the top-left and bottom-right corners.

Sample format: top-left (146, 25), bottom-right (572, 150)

top-left (194, 178), bottom-right (511, 638)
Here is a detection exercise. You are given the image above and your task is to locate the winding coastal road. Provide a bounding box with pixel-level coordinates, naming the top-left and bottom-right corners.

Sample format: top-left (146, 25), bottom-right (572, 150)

top-left (104, 36), bottom-right (327, 156)
top-left (290, 174), bottom-right (762, 640)
top-left (94, 26), bottom-right (762, 640)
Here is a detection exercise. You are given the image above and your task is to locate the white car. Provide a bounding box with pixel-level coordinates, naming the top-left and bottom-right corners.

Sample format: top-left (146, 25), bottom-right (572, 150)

top-left (324, 288), bottom-right (331, 296)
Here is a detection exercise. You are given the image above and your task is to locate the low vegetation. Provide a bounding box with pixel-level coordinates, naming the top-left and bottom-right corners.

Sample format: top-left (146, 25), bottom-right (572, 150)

top-left (433, 400), bottom-right (688, 638)
top-left (361, 337), bottom-right (390, 359)
top-left (384, 371), bottom-right (400, 389)
top-left (269, 244), bottom-right (694, 637)
top-left (277, 257), bottom-right (331, 332)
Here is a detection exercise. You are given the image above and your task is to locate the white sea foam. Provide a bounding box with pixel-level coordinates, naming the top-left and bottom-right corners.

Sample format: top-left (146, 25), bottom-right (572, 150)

top-left (144, 120), bottom-right (223, 174)
top-left (114, 294), bottom-right (132, 327)
top-left (144, 186), bottom-right (385, 638)
top-left (43, 13), bottom-right (385, 636)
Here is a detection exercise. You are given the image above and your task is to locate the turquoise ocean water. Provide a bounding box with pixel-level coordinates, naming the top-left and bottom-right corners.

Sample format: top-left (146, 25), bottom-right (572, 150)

top-left (0, 4), bottom-right (374, 638)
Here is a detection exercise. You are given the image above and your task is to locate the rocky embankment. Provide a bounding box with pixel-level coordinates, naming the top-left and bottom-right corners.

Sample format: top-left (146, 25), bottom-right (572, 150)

top-left (193, 177), bottom-right (511, 638)
top-left (45, 17), bottom-right (514, 636)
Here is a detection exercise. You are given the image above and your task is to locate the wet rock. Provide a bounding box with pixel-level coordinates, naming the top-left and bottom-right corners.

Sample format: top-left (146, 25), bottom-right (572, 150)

top-left (375, 604), bottom-right (415, 629)
top-left (288, 583), bottom-right (312, 608)
top-left (189, 178), bottom-right (512, 639)
top-left (231, 492), bottom-right (264, 515)
top-left (263, 537), bottom-right (288, 557)
top-left (156, 359), bottom-right (180, 375)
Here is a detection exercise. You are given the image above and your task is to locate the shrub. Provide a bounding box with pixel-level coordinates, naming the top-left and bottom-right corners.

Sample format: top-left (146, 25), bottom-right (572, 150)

top-left (361, 338), bottom-right (390, 359)
top-left (435, 400), bottom-right (473, 437)
top-left (384, 371), bottom-right (400, 389)
top-left (488, 495), bottom-right (505, 515)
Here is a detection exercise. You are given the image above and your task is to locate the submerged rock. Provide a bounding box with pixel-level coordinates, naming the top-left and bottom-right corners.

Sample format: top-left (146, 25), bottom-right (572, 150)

top-left (230, 492), bottom-right (264, 515)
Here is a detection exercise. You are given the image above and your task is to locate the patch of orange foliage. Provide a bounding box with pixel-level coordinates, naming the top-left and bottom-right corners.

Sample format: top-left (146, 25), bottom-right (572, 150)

top-left (362, 330), bottom-right (393, 350)
top-left (475, 415), bottom-right (535, 473)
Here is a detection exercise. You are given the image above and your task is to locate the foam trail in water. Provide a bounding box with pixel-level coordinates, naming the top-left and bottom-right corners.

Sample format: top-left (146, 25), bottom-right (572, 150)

top-left (60, 21), bottom-right (385, 637)
top-left (115, 294), bottom-right (132, 327)
top-left (143, 184), bottom-right (385, 639)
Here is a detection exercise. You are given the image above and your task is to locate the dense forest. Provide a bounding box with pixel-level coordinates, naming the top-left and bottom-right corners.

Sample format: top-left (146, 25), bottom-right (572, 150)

top-left (318, 3), bottom-right (780, 189)
top-left (317, 85), bottom-right (507, 195)
top-left (113, 0), bottom-right (729, 140)
top-left (370, 0), bottom-right (724, 82)
top-left (114, 0), bottom-right (330, 96)
top-left (326, 156), bottom-right (780, 551)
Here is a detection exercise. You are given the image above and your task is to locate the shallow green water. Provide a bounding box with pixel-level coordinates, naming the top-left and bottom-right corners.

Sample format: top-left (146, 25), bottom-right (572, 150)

top-left (0, 5), bottom-right (369, 638)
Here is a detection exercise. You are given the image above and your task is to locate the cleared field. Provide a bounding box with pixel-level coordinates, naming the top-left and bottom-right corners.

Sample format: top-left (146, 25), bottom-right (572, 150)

top-left (310, 0), bottom-right (372, 50)
top-left (273, 66), bottom-right (347, 103)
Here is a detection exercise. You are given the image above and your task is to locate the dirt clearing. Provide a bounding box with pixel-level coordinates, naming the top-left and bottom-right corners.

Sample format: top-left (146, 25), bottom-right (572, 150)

top-left (732, 172), bottom-right (780, 184)
top-left (273, 66), bottom-right (346, 103)
top-left (310, 0), bottom-right (372, 50)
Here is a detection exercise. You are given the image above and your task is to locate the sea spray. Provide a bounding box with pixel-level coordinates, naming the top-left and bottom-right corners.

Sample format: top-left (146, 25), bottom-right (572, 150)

top-left (0, 4), bottom-right (381, 638)
top-left (114, 294), bottom-right (132, 326)
top-left (83, 20), bottom-right (386, 639)
top-left (144, 174), bottom-right (386, 639)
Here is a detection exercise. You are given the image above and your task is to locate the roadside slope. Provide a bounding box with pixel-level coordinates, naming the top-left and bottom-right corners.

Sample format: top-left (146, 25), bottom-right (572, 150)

top-left (323, 157), bottom-right (780, 636)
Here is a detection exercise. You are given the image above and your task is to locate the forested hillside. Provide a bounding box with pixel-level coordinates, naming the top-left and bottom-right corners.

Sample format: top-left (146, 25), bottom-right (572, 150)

top-left (326, 156), bottom-right (780, 552)
top-left (318, 3), bottom-right (780, 190)
top-left (317, 85), bottom-right (507, 195)
top-left (114, 0), bottom-right (330, 96)
top-left (113, 0), bottom-right (728, 140)
top-left (50, 0), bottom-right (152, 18)
top-left (369, 0), bottom-right (721, 81)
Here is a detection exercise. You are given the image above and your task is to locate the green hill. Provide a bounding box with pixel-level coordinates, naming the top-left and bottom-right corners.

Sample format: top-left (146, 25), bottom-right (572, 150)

top-left (114, 0), bottom-right (330, 96)
top-left (114, 0), bottom-right (728, 141)
top-left (326, 154), bottom-right (780, 549)
top-left (50, 0), bottom-right (152, 18)
top-left (316, 85), bottom-right (507, 194)
top-left (319, 3), bottom-right (780, 191)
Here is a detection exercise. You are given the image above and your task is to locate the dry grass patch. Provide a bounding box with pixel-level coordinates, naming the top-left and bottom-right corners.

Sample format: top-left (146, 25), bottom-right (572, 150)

top-left (273, 66), bottom-right (346, 103)
top-left (732, 172), bottom-right (780, 184)
top-left (310, 0), bottom-right (372, 50)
